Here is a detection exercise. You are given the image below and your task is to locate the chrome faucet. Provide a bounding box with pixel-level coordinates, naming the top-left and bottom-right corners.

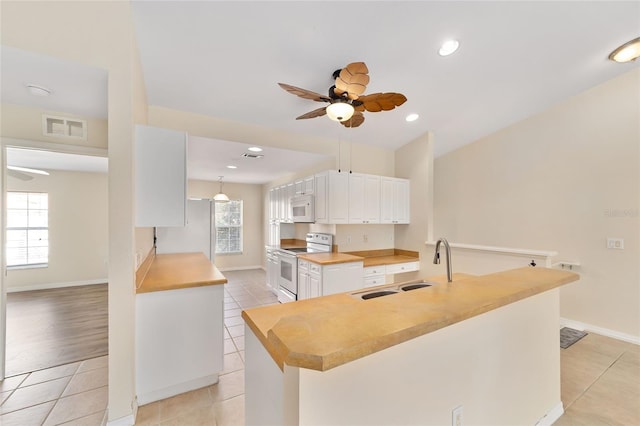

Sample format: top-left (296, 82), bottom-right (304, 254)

top-left (433, 238), bottom-right (453, 282)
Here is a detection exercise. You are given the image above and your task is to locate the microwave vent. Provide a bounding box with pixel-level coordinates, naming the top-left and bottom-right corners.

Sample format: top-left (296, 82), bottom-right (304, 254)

top-left (241, 153), bottom-right (264, 159)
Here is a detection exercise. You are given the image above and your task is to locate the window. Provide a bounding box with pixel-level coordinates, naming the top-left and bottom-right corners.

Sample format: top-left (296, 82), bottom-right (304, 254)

top-left (6, 192), bottom-right (49, 267)
top-left (215, 200), bottom-right (242, 254)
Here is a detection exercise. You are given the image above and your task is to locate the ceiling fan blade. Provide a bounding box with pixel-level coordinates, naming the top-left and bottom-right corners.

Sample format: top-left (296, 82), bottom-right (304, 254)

top-left (335, 62), bottom-right (370, 100)
top-left (278, 83), bottom-right (331, 102)
top-left (357, 92), bottom-right (407, 112)
top-left (8, 169), bottom-right (34, 181)
top-left (341, 111), bottom-right (365, 128)
top-left (296, 107), bottom-right (327, 120)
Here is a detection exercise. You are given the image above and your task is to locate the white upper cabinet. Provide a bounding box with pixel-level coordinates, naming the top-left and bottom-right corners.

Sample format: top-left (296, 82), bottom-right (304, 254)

top-left (349, 173), bottom-right (381, 224)
top-left (135, 125), bottom-right (187, 227)
top-left (328, 170), bottom-right (349, 224)
top-left (314, 171), bottom-right (329, 223)
top-left (294, 175), bottom-right (314, 195)
top-left (381, 177), bottom-right (410, 224)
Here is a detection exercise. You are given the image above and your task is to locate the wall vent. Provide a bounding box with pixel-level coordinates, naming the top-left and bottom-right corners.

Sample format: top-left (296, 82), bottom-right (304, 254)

top-left (42, 114), bottom-right (87, 140)
top-left (241, 153), bottom-right (264, 159)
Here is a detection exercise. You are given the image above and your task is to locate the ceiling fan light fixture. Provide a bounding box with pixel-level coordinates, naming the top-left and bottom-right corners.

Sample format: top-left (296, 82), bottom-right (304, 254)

top-left (326, 102), bottom-right (355, 122)
top-left (608, 37), bottom-right (640, 63)
top-left (248, 147), bottom-right (263, 152)
top-left (7, 165), bottom-right (50, 175)
top-left (438, 40), bottom-right (460, 56)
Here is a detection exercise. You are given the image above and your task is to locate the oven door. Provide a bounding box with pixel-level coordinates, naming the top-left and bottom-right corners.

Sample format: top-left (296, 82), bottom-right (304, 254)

top-left (277, 251), bottom-right (298, 303)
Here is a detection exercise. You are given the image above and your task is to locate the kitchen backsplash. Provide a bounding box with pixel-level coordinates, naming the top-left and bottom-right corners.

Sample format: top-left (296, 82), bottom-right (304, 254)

top-left (294, 223), bottom-right (395, 251)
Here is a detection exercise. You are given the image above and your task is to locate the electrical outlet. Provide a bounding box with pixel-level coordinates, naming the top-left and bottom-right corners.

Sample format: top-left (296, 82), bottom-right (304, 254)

top-left (607, 238), bottom-right (624, 250)
top-left (347, 235), bottom-right (351, 244)
top-left (363, 234), bottom-right (368, 243)
top-left (452, 405), bottom-right (463, 426)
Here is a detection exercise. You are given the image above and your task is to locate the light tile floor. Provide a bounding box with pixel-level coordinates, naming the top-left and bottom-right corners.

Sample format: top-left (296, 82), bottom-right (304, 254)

top-left (1, 269), bottom-right (638, 425)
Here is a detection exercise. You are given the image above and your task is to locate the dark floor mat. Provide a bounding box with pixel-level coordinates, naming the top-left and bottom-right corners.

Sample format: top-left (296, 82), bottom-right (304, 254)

top-left (560, 327), bottom-right (588, 349)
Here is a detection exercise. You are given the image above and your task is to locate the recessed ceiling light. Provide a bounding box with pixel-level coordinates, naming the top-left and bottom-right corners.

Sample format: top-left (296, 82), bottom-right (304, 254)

top-left (7, 165), bottom-right (50, 175)
top-left (438, 40), bottom-right (460, 56)
top-left (609, 37), bottom-right (640, 63)
top-left (227, 165), bottom-right (237, 169)
top-left (406, 113), bottom-right (419, 122)
top-left (248, 147), bottom-right (263, 152)
top-left (26, 84), bottom-right (52, 96)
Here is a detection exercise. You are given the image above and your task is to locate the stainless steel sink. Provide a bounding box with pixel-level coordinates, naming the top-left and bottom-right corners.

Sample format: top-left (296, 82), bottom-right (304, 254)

top-left (360, 290), bottom-right (399, 300)
top-left (353, 280), bottom-right (438, 300)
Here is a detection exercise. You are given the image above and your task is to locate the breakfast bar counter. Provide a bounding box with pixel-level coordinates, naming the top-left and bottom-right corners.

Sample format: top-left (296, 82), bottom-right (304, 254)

top-left (136, 252), bottom-right (226, 404)
top-left (243, 266), bottom-right (580, 425)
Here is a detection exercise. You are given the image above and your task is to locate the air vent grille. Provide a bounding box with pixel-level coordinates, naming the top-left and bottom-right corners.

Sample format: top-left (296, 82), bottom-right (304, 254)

top-left (241, 153), bottom-right (264, 159)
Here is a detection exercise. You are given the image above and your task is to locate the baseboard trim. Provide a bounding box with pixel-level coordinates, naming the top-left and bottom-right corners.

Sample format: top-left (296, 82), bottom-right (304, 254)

top-left (217, 265), bottom-right (263, 272)
top-left (560, 317), bottom-right (640, 345)
top-left (7, 279), bottom-right (108, 293)
top-left (137, 374), bottom-right (219, 405)
top-left (535, 401), bottom-right (564, 426)
top-left (106, 413), bottom-right (135, 426)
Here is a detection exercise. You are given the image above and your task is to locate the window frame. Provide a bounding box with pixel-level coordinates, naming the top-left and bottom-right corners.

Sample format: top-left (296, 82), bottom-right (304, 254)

top-left (6, 191), bottom-right (49, 269)
top-left (214, 199), bottom-right (243, 255)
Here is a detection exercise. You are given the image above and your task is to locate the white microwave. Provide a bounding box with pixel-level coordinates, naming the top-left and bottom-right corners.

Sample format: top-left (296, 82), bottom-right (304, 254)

top-left (291, 194), bottom-right (314, 223)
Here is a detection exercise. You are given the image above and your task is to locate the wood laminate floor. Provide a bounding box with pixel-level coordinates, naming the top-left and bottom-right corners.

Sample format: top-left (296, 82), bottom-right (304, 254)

top-left (5, 284), bottom-right (108, 377)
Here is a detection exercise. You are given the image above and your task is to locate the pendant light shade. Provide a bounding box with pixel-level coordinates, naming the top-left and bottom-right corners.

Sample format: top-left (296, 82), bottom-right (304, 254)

top-left (326, 101), bottom-right (355, 122)
top-left (214, 176), bottom-right (230, 203)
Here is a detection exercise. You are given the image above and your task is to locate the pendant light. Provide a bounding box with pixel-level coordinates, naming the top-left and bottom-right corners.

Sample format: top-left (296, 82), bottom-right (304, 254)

top-left (213, 176), bottom-right (230, 203)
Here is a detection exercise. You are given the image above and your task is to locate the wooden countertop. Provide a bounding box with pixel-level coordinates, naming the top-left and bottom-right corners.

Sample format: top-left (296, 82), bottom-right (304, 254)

top-left (345, 248), bottom-right (419, 267)
top-left (137, 252), bottom-right (227, 294)
top-left (297, 252), bottom-right (364, 265)
top-left (242, 267), bottom-right (579, 372)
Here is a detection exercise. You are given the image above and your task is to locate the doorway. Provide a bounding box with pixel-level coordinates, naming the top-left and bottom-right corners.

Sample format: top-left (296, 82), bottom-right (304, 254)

top-left (3, 146), bottom-right (109, 377)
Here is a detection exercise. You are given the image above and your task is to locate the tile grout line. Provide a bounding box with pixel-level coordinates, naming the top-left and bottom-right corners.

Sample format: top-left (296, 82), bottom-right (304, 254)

top-left (563, 350), bottom-right (626, 411)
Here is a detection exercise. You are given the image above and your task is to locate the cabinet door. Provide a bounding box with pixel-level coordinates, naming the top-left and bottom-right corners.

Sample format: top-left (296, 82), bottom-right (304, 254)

top-left (303, 176), bottom-right (314, 195)
top-left (348, 173), bottom-right (365, 223)
top-left (284, 183), bottom-right (294, 223)
top-left (298, 270), bottom-right (309, 300)
top-left (314, 172), bottom-right (328, 223)
top-left (363, 175), bottom-right (381, 223)
top-left (308, 272), bottom-right (321, 299)
top-left (328, 170), bottom-right (349, 224)
top-left (380, 177), bottom-right (395, 224)
top-left (394, 178), bottom-right (410, 224)
top-left (135, 125), bottom-right (187, 227)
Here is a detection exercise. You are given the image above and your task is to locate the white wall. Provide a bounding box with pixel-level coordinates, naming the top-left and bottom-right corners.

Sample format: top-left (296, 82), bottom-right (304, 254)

top-left (434, 69), bottom-right (640, 339)
top-left (2, 2), bottom-right (147, 421)
top-left (6, 170), bottom-right (108, 291)
top-left (188, 179), bottom-right (263, 270)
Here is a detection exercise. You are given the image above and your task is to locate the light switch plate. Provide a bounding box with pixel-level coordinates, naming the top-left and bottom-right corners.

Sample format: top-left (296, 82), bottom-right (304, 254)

top-left (607, 238), bottom-right (624, 249)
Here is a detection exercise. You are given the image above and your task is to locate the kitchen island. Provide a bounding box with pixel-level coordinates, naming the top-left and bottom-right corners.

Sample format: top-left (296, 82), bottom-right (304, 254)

top-left (242, 266), bottom-right (579, 425)
top-left (136, 252), bottom-right (227, 404)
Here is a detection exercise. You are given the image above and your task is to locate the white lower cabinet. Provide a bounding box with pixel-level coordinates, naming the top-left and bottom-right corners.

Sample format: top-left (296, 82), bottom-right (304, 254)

top-left (266, 248), bottom-right (279, 294)
top-left (298, 259), bottom-right (363, 300)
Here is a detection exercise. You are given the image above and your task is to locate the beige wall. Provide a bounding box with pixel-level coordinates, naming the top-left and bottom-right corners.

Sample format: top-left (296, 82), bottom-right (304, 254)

top-left (2, 1), bottom-right (145, 421)
top-left (6, 170), bottom-right (108, 291)
top-left (188, 180), bottom-right (264, 270)
top-left (434, 69), bottom-right (640, 339)
top-left (1, 103), bottom-right (108, 149)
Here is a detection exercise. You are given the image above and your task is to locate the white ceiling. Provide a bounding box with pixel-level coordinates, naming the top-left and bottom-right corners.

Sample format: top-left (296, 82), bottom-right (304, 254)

top-left (2, 2), bottom-right (639, 182)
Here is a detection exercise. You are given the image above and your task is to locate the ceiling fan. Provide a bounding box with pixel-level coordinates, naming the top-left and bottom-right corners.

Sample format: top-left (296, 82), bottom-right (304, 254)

top-left (7, 165), bottom-right (49, 181)
top-left (278, 62), bottom-right (407, 128)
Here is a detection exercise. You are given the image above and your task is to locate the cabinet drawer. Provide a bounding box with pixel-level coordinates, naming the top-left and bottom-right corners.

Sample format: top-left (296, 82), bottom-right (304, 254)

top-left (364, 266), bottom-right (386, 277)
top-left (385, 261), bottom-right (419, 274)
top-left (298, 259), bottom-right (309, 270)
top-left (309, 263), bottom-right (321, 274)
top-left (364, 276), bottom-right (386, 288)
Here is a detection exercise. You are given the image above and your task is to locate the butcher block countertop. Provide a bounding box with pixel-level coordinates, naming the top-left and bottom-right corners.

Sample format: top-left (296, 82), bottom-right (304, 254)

top-left (137, 252), bottom-right (227, 294)
top-left (345, 248), bottom-right (419, 267)
top-left (242, 267), bottom-right (579, 372)
top-left (297, 252), bottom-right (364, 265)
